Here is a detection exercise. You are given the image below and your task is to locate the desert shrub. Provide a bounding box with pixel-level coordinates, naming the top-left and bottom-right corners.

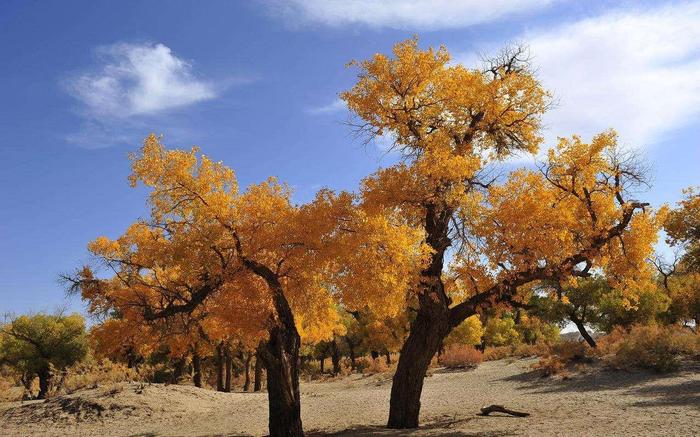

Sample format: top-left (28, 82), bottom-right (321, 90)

top-left (356, 356), bottom-right (389, 374)
top-left (603, 324), bottom-right (699, 372)
top-left (483, 346), bottom-right (513, 361)
top-left (56, 359), bottom-right (137, 395)
top-left (532, 341), bottom-right (592, 376)
top-left (440, 345), bottom-right (483, 369)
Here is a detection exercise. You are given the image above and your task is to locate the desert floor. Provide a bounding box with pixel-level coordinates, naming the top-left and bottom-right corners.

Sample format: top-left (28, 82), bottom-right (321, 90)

top-left (1, 357), bottom-right (698, 436)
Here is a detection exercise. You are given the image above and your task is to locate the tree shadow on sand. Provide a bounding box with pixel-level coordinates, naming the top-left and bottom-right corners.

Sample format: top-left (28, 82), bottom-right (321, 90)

top-left (306, 416), bottom-right (518, 436)
top-left (499, 359), bottom-right (700, 410)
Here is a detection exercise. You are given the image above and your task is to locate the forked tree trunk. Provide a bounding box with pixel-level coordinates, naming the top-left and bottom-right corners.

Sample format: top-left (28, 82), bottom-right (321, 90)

top-left (387, 203), bottom-right (453, 429)
top-left (244, 259), bottom-right (304, 437)
top-left (192, 351), bottom-right (203, 388)
top-left (254, 353), bottom-right (263, 392)
top-left (243, 352), bottom-right (252, 391)
top-left (37, 367), bottom-right (51, 400)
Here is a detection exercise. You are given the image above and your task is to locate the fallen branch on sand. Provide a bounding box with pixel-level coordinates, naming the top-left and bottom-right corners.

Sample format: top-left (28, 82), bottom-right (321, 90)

top-left (479, 405), bottom-right (530, 417)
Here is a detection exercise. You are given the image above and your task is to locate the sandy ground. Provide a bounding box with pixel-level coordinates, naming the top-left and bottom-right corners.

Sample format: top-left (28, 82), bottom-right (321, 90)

top-left (1, 358), bottom-right (698, 436)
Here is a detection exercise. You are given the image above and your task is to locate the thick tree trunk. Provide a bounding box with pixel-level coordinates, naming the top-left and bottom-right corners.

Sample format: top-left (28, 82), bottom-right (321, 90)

top-left (387, 297), bottom-right (451, 428)
top-left (192, 351), bottom-right (202, 388)
top-left (259, 324), bottom-right (303, 437)
top-left (254, 352), bottom-right (263, 392)
top-left (37, 368), bottom-right (51, 400)
top-left (571, 315), bottom-right (597, 348)
top-left (243, 352), bottom-right (252, 392)
top-left (387, 203), bottom-right (453, 429)
top-left (216, 342), bottom-right (225, 392)
top-left (244, 259), bottom-right (304, 436)
top-left (225, 346), bottom-right (233, 392)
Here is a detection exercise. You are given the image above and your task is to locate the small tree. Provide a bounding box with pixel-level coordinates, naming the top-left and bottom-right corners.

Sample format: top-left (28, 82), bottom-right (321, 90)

top-left (0, 313), bottom-right (88, 399)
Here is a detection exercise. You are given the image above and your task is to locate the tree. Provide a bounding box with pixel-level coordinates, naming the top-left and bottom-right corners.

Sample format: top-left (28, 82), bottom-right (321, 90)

top-left (341, 39), bottom-right (658, 429)
top-left (70, 135), bottom-right (357, 437)
top-left (661, 188), bottom-right (700, 327)
top-left (0, 313), bottom-right (88, 399)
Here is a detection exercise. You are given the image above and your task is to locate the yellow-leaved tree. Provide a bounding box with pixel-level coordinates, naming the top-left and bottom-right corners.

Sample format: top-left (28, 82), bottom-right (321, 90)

top-left (341, 39), bottom-right (660, 429)
top-left (69, 135), bottom-right (363, 437)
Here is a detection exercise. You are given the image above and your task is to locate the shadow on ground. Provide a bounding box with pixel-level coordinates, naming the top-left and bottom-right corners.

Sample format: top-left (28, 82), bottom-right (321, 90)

top-left (499, 357), bottom-right (700, 410)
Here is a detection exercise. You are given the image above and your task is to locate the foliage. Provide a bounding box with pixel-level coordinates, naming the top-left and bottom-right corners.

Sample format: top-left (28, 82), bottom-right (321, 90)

top-left (0, 313), bottom-right (88, 384)
top-left (444, 315), bottom-right (483, 347)
top-left (483, 316), bottom-right (520, 347)
top-left (602, 324), bottom-right (699, 373)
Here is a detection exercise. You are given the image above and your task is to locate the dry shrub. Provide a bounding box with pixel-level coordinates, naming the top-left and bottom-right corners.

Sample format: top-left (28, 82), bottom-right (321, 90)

top-left (54, 359), bottom-right (138, 396)
top-left (532, 341), bottom-right (592, 376)
top-left (602, 324), bottom-right (699, 373)
top-left (0, 375), bottom-right (24, 402)
top-left (355, 356), bottom-right (390, 375)
top-left (440, 345), bottom-right (483, 369)
top-left (483, 346), bottom-right (512, 361)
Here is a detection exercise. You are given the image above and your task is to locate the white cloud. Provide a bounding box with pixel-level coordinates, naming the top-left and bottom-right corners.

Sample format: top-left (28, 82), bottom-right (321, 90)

top-left (462, 2), bottom-right (700, 150)
top-left (67, 43), bottom-right (217, 119)
top-left (266, 0), bottom-right (555, 30)
top-left (306, 98), bottom-right (347, 115)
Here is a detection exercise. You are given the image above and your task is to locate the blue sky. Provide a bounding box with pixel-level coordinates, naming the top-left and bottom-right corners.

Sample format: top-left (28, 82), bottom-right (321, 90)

top-left (1, 0), bottom-right (699, 316)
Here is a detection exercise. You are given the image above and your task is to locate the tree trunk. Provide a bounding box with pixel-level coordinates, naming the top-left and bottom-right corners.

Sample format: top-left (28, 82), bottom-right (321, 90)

top-left (216, 342), bottom-right (225, 392)
top-left (370, 350), bottom-right (379, 360)
top-left (330, 338), bottom-right (341, 375)
top-left (37, 367), bottom-right (51, 400)
top-left (387, 297), bottom-right (451, 428)
top-left (347, 341), bottom-right (356, 371)
top-left (387, 203), bottom-right (453, 429)
top-left (243, 352), bottom-right (252, 391)
top-left (254, 352), bottom-right (263, 392)
top-left (385, 351), bottom-right (392, 366)
top-left (259, 324), bottom-right (303, 436)
top-left (319, 356), bottom-right (325, 374)
top-left (172, 357), bottom-right (186, 384)
top-left (571, 315), bottom-right (597, 348)
top-left (225, 346), bottom-right (233, 392)
top-left (244, 259), bottom-right (304, 436)
top-left (192, 351), bottom-right (202, 388)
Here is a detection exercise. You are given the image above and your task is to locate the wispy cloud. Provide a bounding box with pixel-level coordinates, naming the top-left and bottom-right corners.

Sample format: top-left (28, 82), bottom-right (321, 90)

top-left (461, 1), bottom-right (700, 150)
top-left (65, 42), bottom-right (224, 148)
top-left (306, 98), bottom-right (347, 115)
top-left (265, 0), bottom-right (555, 30)
top-left (68, 43), bottom-right (217, 118)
